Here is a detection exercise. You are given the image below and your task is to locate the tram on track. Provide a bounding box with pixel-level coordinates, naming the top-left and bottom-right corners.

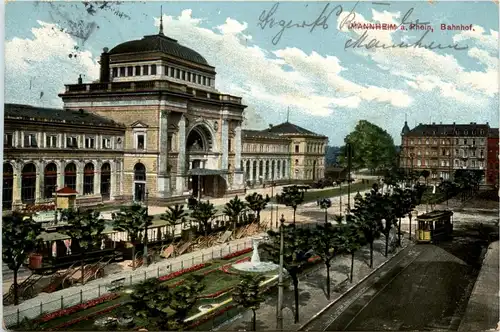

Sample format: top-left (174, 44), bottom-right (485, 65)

top-left (415, 210), bottom-right (454, 244)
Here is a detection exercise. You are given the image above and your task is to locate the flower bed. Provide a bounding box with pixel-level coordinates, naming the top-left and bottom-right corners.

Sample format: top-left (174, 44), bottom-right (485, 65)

top-left (220, 257), bottom-right (250, 274)
top-left (37, 293), bottom-right (120, 323)
top-left (49, 303), bottom-right (121, 331)
top-left (308, 255), bottom-right (321, 263)
top-left (158, 263), bottom-right (206, 282)
top-left (222, 247), bottom-right (252, 260)
top-left (198, 287), bottom-right (234, 299)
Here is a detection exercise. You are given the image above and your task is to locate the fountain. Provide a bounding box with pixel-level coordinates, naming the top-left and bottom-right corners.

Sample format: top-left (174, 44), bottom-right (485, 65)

top-left (232, 237), bottom-right (279, 273)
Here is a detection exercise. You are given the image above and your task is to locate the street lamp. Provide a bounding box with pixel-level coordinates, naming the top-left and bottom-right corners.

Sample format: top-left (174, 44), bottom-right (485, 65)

top-left (276, 214), bottom-right (285, 330)
top-left (143, 190), bottom-right (150, 267)
top-left (337, 180), bottom-right (343, 218)
top-left (270, 177), bottom-right (276, 229)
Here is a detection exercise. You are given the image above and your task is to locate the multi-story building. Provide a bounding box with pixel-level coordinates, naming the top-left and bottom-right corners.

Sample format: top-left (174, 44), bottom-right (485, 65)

top-left (3, 104), bottom-right (125, 210)
top-left (241, 122), bottom-right (328, 185)
top-left (3, 24), bottom-right (327, 210)
top-left (487, 128), bottom-right (499, 187)
top-left (400, 121), bottom-right (490, 183)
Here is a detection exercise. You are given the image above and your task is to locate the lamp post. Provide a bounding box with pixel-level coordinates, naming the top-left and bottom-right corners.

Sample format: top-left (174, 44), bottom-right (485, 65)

top-left (143, 190), bottom-right (150, 267)
top-left (270, 178), bottom-right (275, 229)
top-left (338, 180), bottom-right (343, 218)
top-left (410, 152), bottom-right (415, 187)
top-left (276, 214), bottom-right (285, 330)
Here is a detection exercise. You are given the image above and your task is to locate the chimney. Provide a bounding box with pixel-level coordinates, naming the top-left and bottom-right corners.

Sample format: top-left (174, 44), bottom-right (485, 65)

top-left (77, 74), bottom-right (83, 85)
top-left (99, 47), bottom-right (110, 83)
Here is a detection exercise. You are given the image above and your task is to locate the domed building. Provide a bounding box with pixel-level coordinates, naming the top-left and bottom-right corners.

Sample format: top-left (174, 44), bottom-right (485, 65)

top-left (59, 23), bottom-right (247, 202)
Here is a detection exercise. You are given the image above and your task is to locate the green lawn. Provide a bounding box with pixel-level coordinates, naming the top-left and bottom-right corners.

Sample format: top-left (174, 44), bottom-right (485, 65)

top-left (35, 253), bottom-right (252, 331)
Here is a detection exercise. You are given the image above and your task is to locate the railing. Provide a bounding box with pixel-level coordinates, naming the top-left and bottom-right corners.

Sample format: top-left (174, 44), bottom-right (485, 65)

top-left (3, 239), bottom-right (254, 328)
top-left (64, 80), bottom-right (242, 104)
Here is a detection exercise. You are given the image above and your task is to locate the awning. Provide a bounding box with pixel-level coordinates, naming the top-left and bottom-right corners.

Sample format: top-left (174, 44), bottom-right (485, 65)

top-left (187, 168), bottom-right (229, 176)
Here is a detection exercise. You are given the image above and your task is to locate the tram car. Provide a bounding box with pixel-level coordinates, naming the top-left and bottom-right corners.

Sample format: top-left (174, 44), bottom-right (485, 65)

top-left (415, 210), bottom-right (454, 244)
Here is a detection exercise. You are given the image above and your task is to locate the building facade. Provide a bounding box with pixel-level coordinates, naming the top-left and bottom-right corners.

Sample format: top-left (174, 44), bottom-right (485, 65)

top-left (3, 26), bottom-right (327, 210)
top-left (487, 128), bottom-right (499, 187)
top-left (400, 122), bottom-right (491, 183)
top-left (3, 104), bottom-right (125, 210)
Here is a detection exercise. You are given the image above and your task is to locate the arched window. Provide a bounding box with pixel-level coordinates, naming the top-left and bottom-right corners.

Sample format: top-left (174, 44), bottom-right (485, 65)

top-left (44, 163), bottom-right (58, 198)
top-left (64, 163), bottom-right (77, 190)
top-left (271, 160), bottom-right (275, 179)
top-left (252, 161), bottom-right (257, 181)
top-left (134, 163), bottom-right (146, 181)
top-left (83, 163), bottom-right (94, 195)
top-left (277, 160), bottom-right (281, 179)
top-left (245, 160), bottom-right (251, 179)
top-left (101, 163), bottom-right (111, 201)
top-left (282, 161), bottom-right (286, 178)
top-left (265, 160), bottom-right (270, 180)
top-left (3, 163), bottom-right (14, 209)
top-left (21, 163), bottom-right (36, 204)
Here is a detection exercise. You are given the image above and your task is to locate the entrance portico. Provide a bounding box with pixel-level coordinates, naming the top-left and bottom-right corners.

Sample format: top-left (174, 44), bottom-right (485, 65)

top-left (188, 168), bottom-right (229, 199)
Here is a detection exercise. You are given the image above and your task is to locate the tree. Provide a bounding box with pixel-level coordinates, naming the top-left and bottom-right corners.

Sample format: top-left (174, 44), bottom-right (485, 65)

top-left (60, 208), bottom-right (105, 285)
top-left (128, 278), bottom-right (172, 330)
top-left (191, 201), bottom-right (217, 236)
top-left (3, 213), bottom-right (42, 305)
top-left (223, 196), bottom-right (247, 230)
top-left (261, 224), bottom-right (311, 323)
top-left (232, 274), bottom-right (266, 331)
top-left (161, 204), bottom-right (188, 239)
top-left (311, 223), bottom-right (343, 299)
top-left (391, 186), bottom-right (406, 247)
top-left (421, 170), bottom-right (430, 212)
top-left (338, 120), bottom-right (397, 172)
top-left (245, 192), bottom-right (270, 224)
top-left (317, 198), bottom-right (332, 224)
top-left (170, 274), bottom-right (205, 328)
top-left (276, 185), bottom-right (305, 224)
top-left (351, 185), bottom-right (383, 268)
top-left (112, 204), bottom-right (153, 270)
top-left (341, 216), bottom-right (364, 283)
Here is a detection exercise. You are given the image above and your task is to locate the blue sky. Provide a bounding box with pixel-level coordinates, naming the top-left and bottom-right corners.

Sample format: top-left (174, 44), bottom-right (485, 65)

top-left (5, 1), bottom-right (499, 145)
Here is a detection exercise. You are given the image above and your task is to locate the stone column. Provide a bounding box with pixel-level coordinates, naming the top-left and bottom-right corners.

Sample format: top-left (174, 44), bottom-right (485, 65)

top-left (232, 122), bottom-right (244, 189)
top-left (256, 160), bottom-right (260, 182)
top-left (12, 163), bottom-right (22, 209)
top-left (221, 119), bottom-right (229, 170)
top-left (249, 160), bottom-right (254, 182)
top-left (158, 110), bottom-right (170, 198)
top-left (94, 160), bottom-right (101, 195)
top-left (175, 115), bottom-right (186, 195)
top-left (275, 160), bottom-right (279, 180)
top-left (36, 161), bottom-right (43, 202)
top-left (76, 161), bottom-right (84, 196)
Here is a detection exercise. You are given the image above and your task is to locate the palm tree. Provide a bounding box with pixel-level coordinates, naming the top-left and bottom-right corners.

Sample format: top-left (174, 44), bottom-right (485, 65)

top-left (261, 224), bottom-right (311, 323)
top-left (170, 275), bottom-right (206, 328)
top-left (3, 213), bottom-right (42, 305)
top-left (311, 223), bottom-right (343, 299)
top-left (191, 201), bottom-right (217, 236)
top-left (276, 185), bottom-right (305, 224)
top-left (112, 204), bottom-right (152, 270)
top-left (223, 196), bottom-right (247, 230)
top-left (232, 274), bottom-right (266, 331)
top-left (245, 192), bottom-right (270, 224)
top-left (60, 208), bottom-right (105, 285)
top-left (161, 204), bottom-right (188, 240)
top-left (128, 278), bottom-right (172, 330)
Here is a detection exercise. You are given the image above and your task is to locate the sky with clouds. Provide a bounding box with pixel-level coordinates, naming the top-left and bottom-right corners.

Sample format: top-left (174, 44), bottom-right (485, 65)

top-left (4, 1), bottom-right (499, 146)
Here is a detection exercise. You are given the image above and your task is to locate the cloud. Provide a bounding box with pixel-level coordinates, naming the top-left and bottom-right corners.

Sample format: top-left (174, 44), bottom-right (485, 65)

top-left (5, 20), bottom-right (99, 107)
top-left (155, 10), bottom-right (413, 117)
top-left (335, 9), bottom-right (499, 105)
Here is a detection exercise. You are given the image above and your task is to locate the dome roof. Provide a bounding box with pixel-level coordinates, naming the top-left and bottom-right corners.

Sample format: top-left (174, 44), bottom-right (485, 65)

top-left (401, 121), bottom-right (410, 135)
top-left (108, 33), bottom-right (209, 66)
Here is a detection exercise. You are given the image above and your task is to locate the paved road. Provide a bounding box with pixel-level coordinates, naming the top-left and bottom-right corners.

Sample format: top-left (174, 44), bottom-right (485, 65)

top-left (303, 226), bottom-right (487, 331)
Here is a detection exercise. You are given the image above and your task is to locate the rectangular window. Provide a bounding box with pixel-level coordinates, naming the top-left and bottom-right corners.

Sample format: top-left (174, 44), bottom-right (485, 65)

top-left (228, 139), bottom-right (232, 152)
top-left (24, 133), bottom-right (38, 147)
top-left (4, 133), bottom-right (13, 147)
top-left (66, 136), bottom-right (78, 148)
top-left (119, 67), bottom-right (125, 77)
top-left (163, 66), bottom-right (167, 76)
top-left (464, 139), bottom-right (467, 145)
top-left (203, 76), bottom-right (207, 85)
top-left (176, 69), bottom-right (180, 79)
top-left (112, 67), bottom-right (118, 77)
top-left (85, 137), bottom-right (95, 149)
top-left (295, 145), bottom-right (299, 153)
top-left (137, 134), bottom-right (145, 150)
top-left (127, 66), bottom-right (133, 76)
top-left (472, 139), bottom-right (475, 145)
top-left (151, 64), bottom-right (157, 75)
top-left (207, 78), bottom-right (211, 86)
top-left (46, 135), bottom-right (57, 148)
top-left (197, 75), bottom-right (202, 84)
top-left (143, 65), bottom-right (149, 75)
top-left (182, 71), bottom-right (186, 80)
top-left (102, 137), bottom-right (111, 149)
top-left (167, 135), bottom-right (173, 151)
top-left (135, 66), bottom-right (141, 76)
